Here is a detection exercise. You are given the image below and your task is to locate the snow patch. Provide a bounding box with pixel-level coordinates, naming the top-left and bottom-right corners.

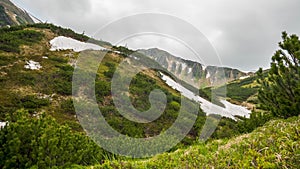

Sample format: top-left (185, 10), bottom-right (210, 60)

top-left (129, 55), bottom-right (140, 60)
top-left (206, 71), bottom-right (211, 79)
top-left (160, 73), bottom-right (251, 120)
top-left (0, 121), bottom-right (8, 129)
top-left (239, 75), bottom-right (250, 80)
top-left (50, 36), bottom-right (106, 52)
top-left (113, 51), bottom-right (122, 54)
top-left (24, 60), bottom-right (42, 70)
top-left (181, 63), bottom-right (187, 72)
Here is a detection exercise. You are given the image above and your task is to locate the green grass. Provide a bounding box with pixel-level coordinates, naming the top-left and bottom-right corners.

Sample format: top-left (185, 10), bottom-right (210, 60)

top-left (92, 116), bottom-right (300, 169)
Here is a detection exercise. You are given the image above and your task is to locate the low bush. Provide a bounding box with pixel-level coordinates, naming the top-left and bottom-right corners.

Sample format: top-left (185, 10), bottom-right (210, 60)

top-left (0, 29), bottom-right (43, 53)
top-left (0, 110), bottom-right (105, 168)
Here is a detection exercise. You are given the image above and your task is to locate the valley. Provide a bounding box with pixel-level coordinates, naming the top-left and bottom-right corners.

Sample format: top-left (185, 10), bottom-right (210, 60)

top-left (0, 1), bottom-right (299, 168)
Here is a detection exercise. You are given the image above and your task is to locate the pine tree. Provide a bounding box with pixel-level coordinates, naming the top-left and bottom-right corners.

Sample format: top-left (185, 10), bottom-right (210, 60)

top-left (257, 32), bottom-right (300, 118)
top-left (0, 110), bottom-right (104, 168)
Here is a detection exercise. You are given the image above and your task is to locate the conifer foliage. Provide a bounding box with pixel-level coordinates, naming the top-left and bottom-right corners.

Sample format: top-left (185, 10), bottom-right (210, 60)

top-left (0, 110), bottom-right (104, 168)
top-left (258, 32), bottom-right (300, 118)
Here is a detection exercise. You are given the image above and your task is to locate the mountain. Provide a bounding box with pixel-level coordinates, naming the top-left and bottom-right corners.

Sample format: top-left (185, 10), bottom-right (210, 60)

top-left (138, 48), bottom-right (252, 88)
top-left (0, 0), bottom-right (37, 27)
top-left (0, 23), bottom-right (297, 168)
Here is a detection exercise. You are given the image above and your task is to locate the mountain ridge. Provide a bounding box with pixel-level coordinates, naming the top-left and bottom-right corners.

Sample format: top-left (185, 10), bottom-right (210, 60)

top-left (0, 0), bottom-right (35, 27)
top-left (138, 48), bottom-right (253, 88)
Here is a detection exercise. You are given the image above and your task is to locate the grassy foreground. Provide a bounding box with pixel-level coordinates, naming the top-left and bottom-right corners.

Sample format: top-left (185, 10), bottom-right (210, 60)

top-left (85, 116), bottom-right (300, 169)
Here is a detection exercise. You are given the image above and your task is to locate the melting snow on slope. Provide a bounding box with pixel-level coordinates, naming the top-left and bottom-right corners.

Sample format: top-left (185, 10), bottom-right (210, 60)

top-left (239, 75), bottom-right (250, 80)
top-left (202, 64), bottom-right (207, 71)
top-left (0, 121), bottom-right (8, 129)
top-left (129, 55), bottom-right (140, 60)
top-left (160, 73), bottom-right (251, 120)
top-left (50, 36), bottom-right (106, 52)
top-left (206, 71), bottom-right (211, 79)
top-left (24, 60), bottom-right (42, 70)
top-left (113, 51), bottom-right (122, 54)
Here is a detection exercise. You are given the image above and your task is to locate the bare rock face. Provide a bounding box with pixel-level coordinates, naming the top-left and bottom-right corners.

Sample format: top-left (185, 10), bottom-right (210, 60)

top-left (0, 0), bottom-right (35, 27)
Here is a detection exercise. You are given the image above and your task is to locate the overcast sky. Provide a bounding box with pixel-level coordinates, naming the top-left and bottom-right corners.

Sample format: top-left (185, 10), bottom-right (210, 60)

top-left (11, 0), bottom-right (300, 72)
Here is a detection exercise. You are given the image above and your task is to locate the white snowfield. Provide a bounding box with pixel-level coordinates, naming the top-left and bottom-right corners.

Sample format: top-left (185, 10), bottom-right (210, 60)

top-left (239, 75), bottom-right (250, 80)
top-left (50, 36), bottom-right (106, 52)
top-left (160, 73), bottom-right (251, 120)
top-left (24, 60), bottom-right (42, 70)
top-left (0, 121), bottom-right (8, 129)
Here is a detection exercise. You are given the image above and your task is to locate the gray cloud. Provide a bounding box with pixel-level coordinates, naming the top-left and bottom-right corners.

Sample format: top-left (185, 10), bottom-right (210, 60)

top-left (11, 0), bottom-right (300, 72)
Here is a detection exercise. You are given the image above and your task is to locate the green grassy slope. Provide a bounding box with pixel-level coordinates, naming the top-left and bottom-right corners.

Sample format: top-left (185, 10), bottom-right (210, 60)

top-left (0, 24), bottom-right (207, 144)
top-left (1, 24), bottom-right (299, 168)
top-left (200, 71), bottom-right (270, 110)
top-left (92, 116), bottom-right (300, 169)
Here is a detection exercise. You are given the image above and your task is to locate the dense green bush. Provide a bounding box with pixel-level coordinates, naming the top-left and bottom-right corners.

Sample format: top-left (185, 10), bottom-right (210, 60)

top-left (0, 94), bottom-right (49, 115)
top-left (0, 55), bottom-right (12, 67)
top-left (20, 95), bottom-right (49, 110)
top-left (60, 99), bottom-right (75, 114)
top-left (0, 29), bottom-right (43, 53)
top-left (214, 76), bottom-right (259, 102)
top-left (237, 111), bottom-right (273, 134)
top-left (103, 62), bottom-right (116, 78)
top-left (210, 111), bottom-right (273, 140)
top-left (0, 110), bottom-right (104, 168)
top-left (49, 55), bottom-right (68, 63)
top-left (258, 32), bottom-right (300, 118)
top-left (18, 72), bottom-right (37, 86)
top-left (95, 80), bottom-right (111, 103)
top-left (52, 65), bottom-right (74, 95)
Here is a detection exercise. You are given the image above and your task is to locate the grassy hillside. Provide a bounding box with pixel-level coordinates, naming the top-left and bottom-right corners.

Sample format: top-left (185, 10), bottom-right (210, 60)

top-left (1, 24), bottom-right (298, 168)
top-left (0, 24), bottom-right (216, 168)
top-left (92, 116), bottom-right (300, 168)
top-left (0, 24), bottom-right (207, 145)
top-left (199, 72), bottom-right (269, 110)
